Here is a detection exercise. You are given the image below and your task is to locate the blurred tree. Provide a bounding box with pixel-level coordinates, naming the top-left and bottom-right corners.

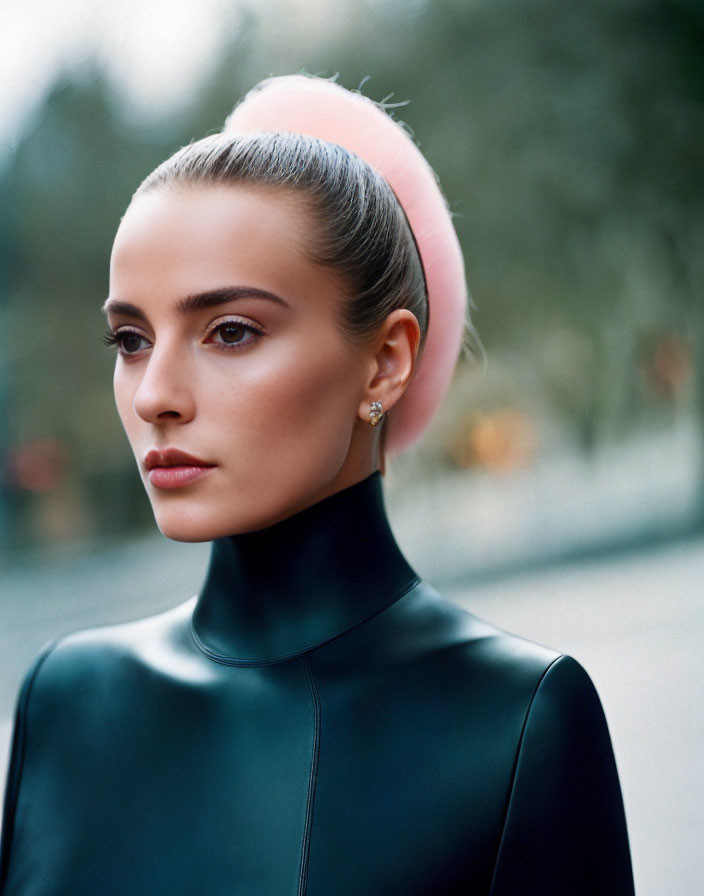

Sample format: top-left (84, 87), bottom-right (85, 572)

top-left (1, 0), bottom-right (702, 549)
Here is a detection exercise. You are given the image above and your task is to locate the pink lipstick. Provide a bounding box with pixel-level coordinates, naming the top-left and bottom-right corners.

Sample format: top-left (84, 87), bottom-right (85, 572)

top-left (144, 449), bottom-right (215, 490)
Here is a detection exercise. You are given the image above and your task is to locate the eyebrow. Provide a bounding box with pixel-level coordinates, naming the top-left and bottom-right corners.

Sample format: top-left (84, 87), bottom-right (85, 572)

top-left (102, 286), bottom-right (289, 319)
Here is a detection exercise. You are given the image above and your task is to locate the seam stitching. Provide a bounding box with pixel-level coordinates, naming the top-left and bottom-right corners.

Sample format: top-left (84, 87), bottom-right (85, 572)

top-left (189, 574), bottom-right (421, 667)
top-left (487, 653), bottom-right (565, 895)
top-left (297, 653), bottom-right (321, 896)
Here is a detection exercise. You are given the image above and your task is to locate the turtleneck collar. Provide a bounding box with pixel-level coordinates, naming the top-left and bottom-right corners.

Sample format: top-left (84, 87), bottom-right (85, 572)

top-left (190, 472), bottom-right (419, 666)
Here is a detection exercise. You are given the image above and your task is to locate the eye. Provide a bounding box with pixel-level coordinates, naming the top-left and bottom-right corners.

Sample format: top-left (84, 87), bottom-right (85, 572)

top-left (103, 329), bottom-right (151, 355)
top-left (205, 320), bottom-right (261, 349)
top-left (216, 323), bottom-right (248, 344)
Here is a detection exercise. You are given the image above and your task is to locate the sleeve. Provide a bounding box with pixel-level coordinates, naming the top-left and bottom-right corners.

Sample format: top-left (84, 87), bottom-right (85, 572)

top-left (0, 641), bottom-right (61, 892)
top-left (489, 655), bottom-right (635, 896)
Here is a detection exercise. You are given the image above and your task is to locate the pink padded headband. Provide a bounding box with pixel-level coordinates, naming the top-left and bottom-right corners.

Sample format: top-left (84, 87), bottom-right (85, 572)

top-left (225, 75), bottom-right (467, 455)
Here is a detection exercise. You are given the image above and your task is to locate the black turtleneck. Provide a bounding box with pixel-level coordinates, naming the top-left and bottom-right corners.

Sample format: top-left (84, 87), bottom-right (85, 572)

top-left (0, 473), bottom-right (634, 895)
top-left (192, 473), bottom-right (418, 664)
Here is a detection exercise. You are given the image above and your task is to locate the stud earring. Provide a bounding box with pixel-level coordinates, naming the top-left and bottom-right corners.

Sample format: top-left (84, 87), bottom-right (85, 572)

top-left (369, 400), bottom-right (384, 426)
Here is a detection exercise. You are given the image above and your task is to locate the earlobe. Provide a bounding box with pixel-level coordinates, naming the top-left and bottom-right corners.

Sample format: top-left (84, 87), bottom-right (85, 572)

top-left (357, 310), bottom-right (421, 423)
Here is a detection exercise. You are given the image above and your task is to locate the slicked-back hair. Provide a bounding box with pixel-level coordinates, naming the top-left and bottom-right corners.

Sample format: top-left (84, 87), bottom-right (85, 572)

top-left (134, 131), bottom-right (428, 346)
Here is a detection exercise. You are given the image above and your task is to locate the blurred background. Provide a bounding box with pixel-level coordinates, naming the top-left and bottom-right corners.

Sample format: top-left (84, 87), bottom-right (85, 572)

top-left (0, 0), bottom-right (702, 892)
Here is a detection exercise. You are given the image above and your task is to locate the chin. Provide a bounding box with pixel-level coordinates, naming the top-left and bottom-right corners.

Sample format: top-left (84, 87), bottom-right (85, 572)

top-left (151, 505), bottom-right (233, 543)
top-left (146, 466), bottom-right (353, 541)
top-left (157, 525), bottom-right (215, 544)
top-left (151, 501), bottom-right (273, 542)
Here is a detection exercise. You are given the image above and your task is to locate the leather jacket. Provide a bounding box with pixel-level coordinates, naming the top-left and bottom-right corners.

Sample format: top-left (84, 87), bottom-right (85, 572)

top-left (0, 473), bottom-right (634, 894)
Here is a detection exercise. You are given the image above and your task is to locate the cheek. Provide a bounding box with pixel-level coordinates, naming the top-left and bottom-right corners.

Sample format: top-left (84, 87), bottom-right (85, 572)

top-left (113, 369), bottom-right (138, 442)
top-left (217, 344), bottom-right (362, 465)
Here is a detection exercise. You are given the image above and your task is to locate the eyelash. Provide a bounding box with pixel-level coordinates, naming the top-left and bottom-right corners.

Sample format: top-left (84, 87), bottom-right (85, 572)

top-left (102, 329), bottom-right (148, 355)
top-left (103, 320), bottom-right (263, 356)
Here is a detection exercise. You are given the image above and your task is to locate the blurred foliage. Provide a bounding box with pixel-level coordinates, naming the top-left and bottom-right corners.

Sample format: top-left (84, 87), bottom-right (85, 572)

top-left (1, 0), bottom-right (702, 548)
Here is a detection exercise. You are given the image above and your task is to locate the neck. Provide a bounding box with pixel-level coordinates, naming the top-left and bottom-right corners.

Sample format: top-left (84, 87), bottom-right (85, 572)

top-left (191, 473), bottom-right (418, 665)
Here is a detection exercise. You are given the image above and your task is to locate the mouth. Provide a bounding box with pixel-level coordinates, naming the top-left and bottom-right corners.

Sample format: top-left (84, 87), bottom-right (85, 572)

top-left (144, 449), bottom-right (216, 490)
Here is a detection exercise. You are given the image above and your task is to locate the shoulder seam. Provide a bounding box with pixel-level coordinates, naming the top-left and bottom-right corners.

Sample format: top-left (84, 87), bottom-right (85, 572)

top-left (487, 652), bottom-right (566, 895)
top-left (297, 653), bottom-right (322, 896)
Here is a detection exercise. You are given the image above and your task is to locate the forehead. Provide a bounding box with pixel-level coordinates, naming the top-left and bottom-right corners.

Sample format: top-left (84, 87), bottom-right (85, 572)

top-left (109, 185), bottom-right (336, 307)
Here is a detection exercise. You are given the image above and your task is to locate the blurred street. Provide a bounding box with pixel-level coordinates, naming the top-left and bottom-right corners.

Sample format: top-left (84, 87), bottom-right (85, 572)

top-left (448, 536), bottom-right (704, 896)
top-left (1, 0), bottom-right (702, 891)
top-left (1, 528), bottom-right (702, 895)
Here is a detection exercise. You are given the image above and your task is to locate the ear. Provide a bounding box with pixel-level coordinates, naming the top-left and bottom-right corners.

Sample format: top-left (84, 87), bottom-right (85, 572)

top-left (357, 309), bottom-right (422, 423)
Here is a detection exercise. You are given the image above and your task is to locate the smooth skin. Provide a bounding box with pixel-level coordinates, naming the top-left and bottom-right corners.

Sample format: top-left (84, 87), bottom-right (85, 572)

top-left (105, 184), bottom-right (421, 540)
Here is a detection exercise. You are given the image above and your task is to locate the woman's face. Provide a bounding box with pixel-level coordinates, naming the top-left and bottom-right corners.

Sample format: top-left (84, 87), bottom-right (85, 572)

top-left (106, 184), bottom-right (377, 540)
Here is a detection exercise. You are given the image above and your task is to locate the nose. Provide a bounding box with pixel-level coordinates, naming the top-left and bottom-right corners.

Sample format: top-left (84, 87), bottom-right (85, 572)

top-left (132, 344), bottom-right (196, 424)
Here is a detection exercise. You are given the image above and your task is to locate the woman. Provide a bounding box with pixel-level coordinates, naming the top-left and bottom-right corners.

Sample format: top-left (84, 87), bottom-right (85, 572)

top-left (0, 75), bottom-right (634, 894)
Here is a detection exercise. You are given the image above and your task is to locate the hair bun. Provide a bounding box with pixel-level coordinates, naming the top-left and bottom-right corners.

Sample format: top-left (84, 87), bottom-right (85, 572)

top-left (225, 74), bottom-right (467, 455)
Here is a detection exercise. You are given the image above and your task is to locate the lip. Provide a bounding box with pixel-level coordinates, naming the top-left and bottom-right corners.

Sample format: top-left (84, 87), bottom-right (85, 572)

top-left (144, 448), bottom-right (215, 490)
